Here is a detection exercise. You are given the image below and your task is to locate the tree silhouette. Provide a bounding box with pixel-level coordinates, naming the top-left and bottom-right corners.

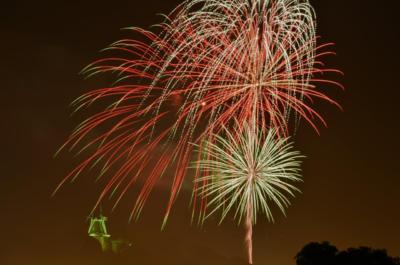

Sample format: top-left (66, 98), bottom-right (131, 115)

top-left (296, 242), bottom-right (400, 265)
top-left (337, 247), bottom-right (399, 265)
top-left (296, 241), bottom-right (338, 265)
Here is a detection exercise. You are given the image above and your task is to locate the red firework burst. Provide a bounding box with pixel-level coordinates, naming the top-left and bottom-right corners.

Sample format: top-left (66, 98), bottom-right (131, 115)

top-left (56, 0), bottom-right (342, 225)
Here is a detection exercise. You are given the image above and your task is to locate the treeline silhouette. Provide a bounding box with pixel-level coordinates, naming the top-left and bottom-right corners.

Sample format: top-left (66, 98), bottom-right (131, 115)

top-left (296, 242), bottom-right (400, 265)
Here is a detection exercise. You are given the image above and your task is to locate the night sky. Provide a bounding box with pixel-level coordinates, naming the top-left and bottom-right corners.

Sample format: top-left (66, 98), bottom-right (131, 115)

top-left (2, 1), bottom-right (400, 265)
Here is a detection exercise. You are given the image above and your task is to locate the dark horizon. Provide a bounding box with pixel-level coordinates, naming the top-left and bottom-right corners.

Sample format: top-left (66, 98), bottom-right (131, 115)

top-left (2, 0), bottom-right (400, 264)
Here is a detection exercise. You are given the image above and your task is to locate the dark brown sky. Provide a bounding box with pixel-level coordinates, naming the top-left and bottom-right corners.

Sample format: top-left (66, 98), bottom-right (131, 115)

top-left (2, 0), bottom-right (400, 265)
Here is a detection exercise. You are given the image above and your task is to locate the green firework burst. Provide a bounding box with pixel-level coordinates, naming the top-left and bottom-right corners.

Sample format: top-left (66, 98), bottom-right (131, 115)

top-left (194, 124), bottom-right (304, 225)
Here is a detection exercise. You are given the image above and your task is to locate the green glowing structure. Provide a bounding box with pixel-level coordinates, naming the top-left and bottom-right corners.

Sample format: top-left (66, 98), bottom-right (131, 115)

top-left (88, 214), bottom-right (132, 253)
top-left (88, 215), bottom-right (111, 251)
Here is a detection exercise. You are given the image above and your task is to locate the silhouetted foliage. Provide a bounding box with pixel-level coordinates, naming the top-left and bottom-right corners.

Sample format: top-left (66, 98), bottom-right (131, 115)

top-left (337, 247), bottom-right (399, 265)
top-left (296, 242), bottom-right (400, 265)
top-left (296, 242), bottom-right (338, 265)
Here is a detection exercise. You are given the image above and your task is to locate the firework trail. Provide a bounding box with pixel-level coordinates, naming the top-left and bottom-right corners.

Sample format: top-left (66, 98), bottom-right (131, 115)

top-left (57, 0), bottom-right (341, 261)
top-left (194, 124), bottom-right (304, 264)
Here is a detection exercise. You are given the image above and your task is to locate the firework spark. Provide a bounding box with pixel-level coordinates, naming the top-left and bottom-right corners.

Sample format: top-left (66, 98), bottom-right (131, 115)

top-left (57, 0), bottom-right (340, 231)
top-left (194, 124), bottom-right (303, 263)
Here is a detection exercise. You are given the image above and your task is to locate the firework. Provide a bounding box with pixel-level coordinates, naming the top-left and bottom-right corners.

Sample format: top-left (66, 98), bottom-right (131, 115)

top-left (194, 123), bottom-right (303, 264)
top-left (58, 0), bottom-right (340, 231)
top-left (161, 0), bottom-right (342, 135)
